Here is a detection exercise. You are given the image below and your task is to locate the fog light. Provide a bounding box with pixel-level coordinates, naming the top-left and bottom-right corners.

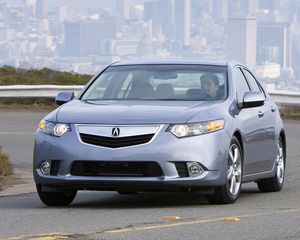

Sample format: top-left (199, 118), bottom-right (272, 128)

top-left (187, 162), bottom-right (203, 177)
top-left (41, 161), bottom-right (51, 175)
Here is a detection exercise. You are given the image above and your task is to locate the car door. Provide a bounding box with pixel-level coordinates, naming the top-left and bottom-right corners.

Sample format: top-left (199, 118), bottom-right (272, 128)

top-left (241, 68), bottom-right (277, 173)
top-left (234, 67), bottom-right (267, 175)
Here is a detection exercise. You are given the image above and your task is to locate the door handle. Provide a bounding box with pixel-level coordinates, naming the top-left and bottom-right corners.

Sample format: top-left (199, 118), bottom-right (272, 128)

top-left (258, 111), bottom-right (264, 118)
top-left (271, 106), bottom-right (276, 112)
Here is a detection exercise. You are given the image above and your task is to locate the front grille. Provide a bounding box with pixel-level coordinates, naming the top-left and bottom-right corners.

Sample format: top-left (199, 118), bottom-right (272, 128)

top-left (80, 133), bottom-right (154, 148)
top-left (50, 160), bottom-right (60, 176)
top-left (71, 161), bottom-right (163, 177)
top-left (175, 162), bottom-right (189, 177)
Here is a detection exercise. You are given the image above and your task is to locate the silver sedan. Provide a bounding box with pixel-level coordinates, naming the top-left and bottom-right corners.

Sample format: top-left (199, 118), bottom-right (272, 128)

top-left (33, 60), bottom-right (286, 206)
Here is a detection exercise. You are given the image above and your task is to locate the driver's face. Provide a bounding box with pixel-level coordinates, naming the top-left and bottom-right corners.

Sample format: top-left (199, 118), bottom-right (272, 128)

top-left (202, 79), bottom-right (218, 98)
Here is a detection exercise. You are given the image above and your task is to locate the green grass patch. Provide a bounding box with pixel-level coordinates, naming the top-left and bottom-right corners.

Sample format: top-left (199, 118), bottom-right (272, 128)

top-left (0, 66), bottom-right (92, 85)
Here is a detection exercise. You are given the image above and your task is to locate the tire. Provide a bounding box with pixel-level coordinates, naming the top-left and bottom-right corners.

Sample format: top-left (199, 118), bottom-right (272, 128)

top-left (36, 184), bottom-right (77, 206)
top-left (257, 136), bottom-right (285, 192)
top-left (207, 136), bottom-right (243, 204)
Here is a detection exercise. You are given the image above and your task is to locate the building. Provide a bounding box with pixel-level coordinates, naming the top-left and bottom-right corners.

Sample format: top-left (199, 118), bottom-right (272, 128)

top-left (227, 16), bottom-right (257, 67)
top-left (259, 0), bottom-right (280, 11)
top-left (212, 0), bottom-right (228, 23)
top-left (174, 0), bottom-right (191, 46)
top-left (243, 0), bottom-right (258, 15)
top-left (36, 0), bottom-right (48, 19)
top-left (64, 20), bottom-right (117, 57)
top-left (108, 39), bottom-right (140, 56)
top-left (57, 6), bottom-right (68, 23)
top-left (228, 0), bottom-right (258, 17)
top-left (116, 0), bottom-right (134, 20)
top-left (144, 0), bottom-right (174, 39)
top-left (253, 62), bottom-right (280, 79)
top-left (257, 22), bottom-right (292, 69)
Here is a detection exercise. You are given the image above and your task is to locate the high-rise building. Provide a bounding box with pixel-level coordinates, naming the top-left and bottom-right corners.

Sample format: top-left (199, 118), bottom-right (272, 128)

top-left (57, 6), bottom-right (68, 23)
top-left (228, 0), bottom-right (258, 17)
top-left (212, 0), bottom-right (228, 23)
top-left (257, 22), bottom-right (292, 68)
top-left (259, 0), bottom-right (280, 10)
top-left (117, 0), bottom-right (133, 20)
top-left (227, 16), bottom-right (257, 67)
top-left (64, 20), bottom-right (117, 57)
top-left (174, 0), bottom-right (191, 46)
top-left (244, 0), bottom-right (258, 15)
top-left (24, 0), bottom-right (36, 7)
top-left (144, 0), bottom-right (174, 38)
top-left (286, 0), bottom-right (300, 22)
top-left (23, 0), bottom-right (36, 18)
top-left (36, 0), bottom-right (48, 19)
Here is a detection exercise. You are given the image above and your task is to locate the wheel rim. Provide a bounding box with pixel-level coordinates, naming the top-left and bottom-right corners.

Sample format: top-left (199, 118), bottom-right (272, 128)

top-left (276, 139), bottom-right (284, 184)
top-left (227, 144), bottom-right (242, 196)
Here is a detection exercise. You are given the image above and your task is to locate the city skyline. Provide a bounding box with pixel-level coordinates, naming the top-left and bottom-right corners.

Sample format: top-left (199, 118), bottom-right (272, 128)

top-left (0, 0), bottom-right (300, 91)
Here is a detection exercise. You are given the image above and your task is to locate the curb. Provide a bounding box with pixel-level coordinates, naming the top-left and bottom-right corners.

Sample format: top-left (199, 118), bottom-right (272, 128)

top-left (0, 168), bottom-right (36, 197)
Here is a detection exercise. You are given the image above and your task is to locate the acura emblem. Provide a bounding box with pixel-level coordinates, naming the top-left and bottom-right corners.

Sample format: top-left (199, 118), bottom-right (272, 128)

top-left (112, 127), bottom-right (120, 137)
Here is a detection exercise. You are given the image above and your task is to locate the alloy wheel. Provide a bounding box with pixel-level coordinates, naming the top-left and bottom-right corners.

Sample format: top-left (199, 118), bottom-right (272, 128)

top-left (276, 140), bottom-right (284, 184)
top-left (227, 144), bottom-right (242, 196)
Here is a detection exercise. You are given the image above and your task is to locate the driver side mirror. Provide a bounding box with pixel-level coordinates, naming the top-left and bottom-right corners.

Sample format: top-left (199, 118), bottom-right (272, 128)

top-left (55, 92), bottom-right (75, 106)
top-left (241, 92), bottom-right (265, 108)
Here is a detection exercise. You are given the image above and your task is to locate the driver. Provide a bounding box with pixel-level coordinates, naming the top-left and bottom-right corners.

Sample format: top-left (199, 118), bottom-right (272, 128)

top-left (200, 73), bottom-right (219, 100)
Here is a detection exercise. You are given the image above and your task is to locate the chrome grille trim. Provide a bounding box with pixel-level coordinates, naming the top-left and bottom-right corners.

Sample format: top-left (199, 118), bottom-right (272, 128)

top-left (76, 124), bottom-right (164, 149)
top-left (77, 125), bottom-right (161, 138)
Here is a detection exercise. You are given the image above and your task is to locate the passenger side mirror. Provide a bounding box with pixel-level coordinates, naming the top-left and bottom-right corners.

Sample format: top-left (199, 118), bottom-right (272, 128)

top-left (242, 92), bottom-right (265, 108)
top-left (55, 92), bottom-right (75, 106)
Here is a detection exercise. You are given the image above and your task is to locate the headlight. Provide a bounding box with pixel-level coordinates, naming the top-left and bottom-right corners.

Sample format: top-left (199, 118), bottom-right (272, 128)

top-left (38, 120), bottom-right (70, 137)
top-left (168, 119), bottom-right (225, 138)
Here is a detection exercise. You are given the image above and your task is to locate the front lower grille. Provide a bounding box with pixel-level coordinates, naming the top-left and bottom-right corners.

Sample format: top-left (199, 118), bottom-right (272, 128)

top-left (80, 133), bottom-right (154, 148)
top-left (71, 161), bottom-right (163, 177)
top-left (50, 160), bottom-right (60, 176)
top-left (175, 162), bottom-right (189, 177)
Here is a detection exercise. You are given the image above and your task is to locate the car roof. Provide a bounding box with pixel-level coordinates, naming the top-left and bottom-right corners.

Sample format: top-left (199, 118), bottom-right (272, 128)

top-left (110, 59), bottom-right (243, 67)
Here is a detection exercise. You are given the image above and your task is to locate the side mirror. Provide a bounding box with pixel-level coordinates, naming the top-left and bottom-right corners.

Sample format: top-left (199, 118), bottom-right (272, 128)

top-left (242, 92), bottom-right (265, 108)
top-left (55, 92), bottom-right (75, 106)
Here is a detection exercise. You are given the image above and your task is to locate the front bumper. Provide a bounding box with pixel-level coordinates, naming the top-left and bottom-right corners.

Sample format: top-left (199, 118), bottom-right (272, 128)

top-left (33, 124), bottom-right (231, 191)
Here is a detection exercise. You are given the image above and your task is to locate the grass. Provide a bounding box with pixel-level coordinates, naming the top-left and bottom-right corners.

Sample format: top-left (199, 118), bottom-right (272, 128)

top-left (0, 66), bottom-right (92, 85)
top-left (0, 146), bottom-right (13, 190)
top-left (0, 102), bottom-right (56, 111)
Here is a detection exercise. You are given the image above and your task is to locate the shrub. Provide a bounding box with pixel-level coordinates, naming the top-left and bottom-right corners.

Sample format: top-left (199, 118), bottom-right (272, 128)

top-left (0, 66), bottom-right (92, 86)
top-left (0, 146), bottom-right (13, 177)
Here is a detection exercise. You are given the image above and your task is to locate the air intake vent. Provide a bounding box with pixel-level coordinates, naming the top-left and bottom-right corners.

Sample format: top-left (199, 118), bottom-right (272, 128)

top-left (80, 133), bottom-right (154, 148)
top-left (71, 161), bottom-right (163, 177)
top-left (50, 160), bottom-right (60, 176)
top-left (175, 162), bottom-right (189, 177)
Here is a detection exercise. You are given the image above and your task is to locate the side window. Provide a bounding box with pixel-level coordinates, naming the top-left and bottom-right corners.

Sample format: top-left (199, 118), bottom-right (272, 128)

top-left (235, 67), bottom-right (250, 103)
top-left (242, 69), bottom-right (261, 92)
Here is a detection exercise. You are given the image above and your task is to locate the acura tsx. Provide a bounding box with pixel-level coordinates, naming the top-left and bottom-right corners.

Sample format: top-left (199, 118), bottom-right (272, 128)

top-left (34, 60), bottom-right (286, 206)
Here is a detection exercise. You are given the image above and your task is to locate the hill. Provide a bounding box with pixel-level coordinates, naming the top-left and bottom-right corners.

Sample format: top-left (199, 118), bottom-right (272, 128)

top-left (0, 66), bottom-right (92, 85)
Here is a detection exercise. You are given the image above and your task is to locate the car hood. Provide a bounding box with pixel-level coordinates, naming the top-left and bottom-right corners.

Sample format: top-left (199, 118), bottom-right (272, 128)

top-left (56, 100), bottom-right (220, 124)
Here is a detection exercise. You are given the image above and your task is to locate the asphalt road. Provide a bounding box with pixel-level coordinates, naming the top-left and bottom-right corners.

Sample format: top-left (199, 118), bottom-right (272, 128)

top-left (0, 110), bottom-right (47, 169)
top-left (0, 110), bottom-right (300, 240)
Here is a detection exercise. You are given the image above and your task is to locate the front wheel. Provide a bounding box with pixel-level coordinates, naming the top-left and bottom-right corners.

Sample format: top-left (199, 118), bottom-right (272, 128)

top-left (257, 136), bottom-right (285, 192)
top-left (36, 184), bottom-right (77, 206)
top-left (207, 136), bottom-right (243, 204)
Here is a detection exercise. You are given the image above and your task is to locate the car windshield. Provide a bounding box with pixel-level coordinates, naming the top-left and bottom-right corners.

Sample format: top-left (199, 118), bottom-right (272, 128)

top-left (81, 64), bottom-right (228, 101)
